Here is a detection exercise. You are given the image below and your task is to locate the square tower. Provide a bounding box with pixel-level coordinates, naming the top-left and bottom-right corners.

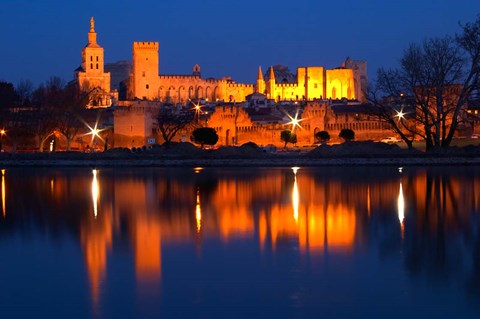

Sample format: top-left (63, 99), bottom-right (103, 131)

top-left (131, 42), bottom-right (160, 100)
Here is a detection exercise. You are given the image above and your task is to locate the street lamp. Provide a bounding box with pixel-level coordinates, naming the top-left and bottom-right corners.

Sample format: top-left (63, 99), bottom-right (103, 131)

top-left (0, 129), bottom-right (5, 152)
top-left (395, 108), bottom-right (407, 121)
top-left (286, 111), bottom-right (303, 132)
top-left (190, 99), bottom-right (203, 123)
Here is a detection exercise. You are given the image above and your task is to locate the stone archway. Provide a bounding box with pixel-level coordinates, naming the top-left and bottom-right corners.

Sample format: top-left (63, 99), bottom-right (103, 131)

top-left (178, 86), bottom-right (186, 103)
top-left (158, 86), bottom-right (165, 100)
top-left (205, 87), bottom-right (212, 102)
top-left (213, 86), bottom-right (219, 101)
top-left (167, 86), bottom-right (175, 102)
top-left (196, 86), bottom-right (204, 99)
top-left (313, 127), bottom-right (320, 143)
top-left (225, 129), bottom-right (230, 146)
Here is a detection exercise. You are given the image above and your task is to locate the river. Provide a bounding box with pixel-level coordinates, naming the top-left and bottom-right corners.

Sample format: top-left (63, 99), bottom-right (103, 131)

top-left (0, 166), bottom-right (479, 318)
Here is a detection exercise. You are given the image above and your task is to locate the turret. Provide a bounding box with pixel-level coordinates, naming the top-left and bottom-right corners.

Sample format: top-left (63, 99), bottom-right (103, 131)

top-left (267, 66), bottom-right (276, 100)
top-left (256, 66), bottom-right (265, 94)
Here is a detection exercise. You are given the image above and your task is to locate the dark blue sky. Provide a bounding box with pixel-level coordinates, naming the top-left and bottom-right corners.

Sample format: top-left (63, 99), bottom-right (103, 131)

top-left (0, 0), bottom-right (479, 86)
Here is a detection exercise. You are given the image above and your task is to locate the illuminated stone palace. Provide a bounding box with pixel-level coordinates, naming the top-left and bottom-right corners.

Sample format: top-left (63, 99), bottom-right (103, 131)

top-left (68, 18), bottom-right (381, 148)
top-left (74, 18), bottom-right (366, 105)
top-left (127, 42), bottom-right (367, 103)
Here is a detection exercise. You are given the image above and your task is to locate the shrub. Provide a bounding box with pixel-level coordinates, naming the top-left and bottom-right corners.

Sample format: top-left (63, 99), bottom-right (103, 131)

top-left (315, 131), bottom-right (330, 144)
top-left (280, 129), bottom-right (297, 148)
top-left (190, 127), bottom-right (219, 149)
top-left (339, 128), bottom-right (355, 142)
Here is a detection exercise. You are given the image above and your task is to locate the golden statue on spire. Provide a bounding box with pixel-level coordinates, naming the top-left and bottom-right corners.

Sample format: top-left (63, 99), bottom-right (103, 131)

top-left (90, 17), bottom-right (95, 32)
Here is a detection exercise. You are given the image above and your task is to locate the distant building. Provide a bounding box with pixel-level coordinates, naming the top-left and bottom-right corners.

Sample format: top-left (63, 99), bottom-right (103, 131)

top-left (105, 60), bottom-right (131, 92)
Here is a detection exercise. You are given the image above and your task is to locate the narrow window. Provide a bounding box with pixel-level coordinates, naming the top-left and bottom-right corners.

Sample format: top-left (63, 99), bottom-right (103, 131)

top-left (96, 56), bottom-right (99, 62)
top-left (96, 64), bottom-right (98, 69)
top-left (146, 84), bottom-right (149, 89)
top-left (90, 56), bottom-right (93, 61)
top-left (90, 63), bottom-right (93, 69)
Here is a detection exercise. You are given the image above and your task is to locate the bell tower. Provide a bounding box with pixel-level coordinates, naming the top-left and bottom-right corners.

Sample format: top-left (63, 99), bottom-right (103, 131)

top-left (81, 17), bottom-right (107, 77)
top-left (76, 17), bottom-right (111, 107)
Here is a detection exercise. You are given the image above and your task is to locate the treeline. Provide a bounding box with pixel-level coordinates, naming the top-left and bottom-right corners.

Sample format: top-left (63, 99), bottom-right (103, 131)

top-left (0, 77), bottom-right (103, 152)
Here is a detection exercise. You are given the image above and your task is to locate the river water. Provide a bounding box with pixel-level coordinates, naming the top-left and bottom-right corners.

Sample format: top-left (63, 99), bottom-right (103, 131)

top-left (0, 166), bottom-right (479, 318)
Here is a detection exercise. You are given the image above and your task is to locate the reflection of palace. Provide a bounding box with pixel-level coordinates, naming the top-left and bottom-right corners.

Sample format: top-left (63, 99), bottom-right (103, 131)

top-left (4, 167), bottom-right (480, 308)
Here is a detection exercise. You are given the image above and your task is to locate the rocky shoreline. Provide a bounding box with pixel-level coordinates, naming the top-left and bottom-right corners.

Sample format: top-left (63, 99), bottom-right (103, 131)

top-left (1, 141), bottom-right (480, 167)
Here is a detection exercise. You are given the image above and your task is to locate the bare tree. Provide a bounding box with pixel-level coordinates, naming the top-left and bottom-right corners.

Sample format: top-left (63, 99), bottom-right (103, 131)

top-left (367, 16), bottom-right (480, 151)
top-left (156, 106), bottom-right (195, 144)
top-left (30, 78), bottom-right (66, 152)
top-left (16, 79), bottom-right (33, 107)
top-left (55, 85), bottom-right (88, 151)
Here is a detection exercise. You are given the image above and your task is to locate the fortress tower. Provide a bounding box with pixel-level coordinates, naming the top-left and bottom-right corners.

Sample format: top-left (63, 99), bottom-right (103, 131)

top-left (75, 17), bottom-right (111, 107)
top-left (130, 42), bottom-right (160, 100)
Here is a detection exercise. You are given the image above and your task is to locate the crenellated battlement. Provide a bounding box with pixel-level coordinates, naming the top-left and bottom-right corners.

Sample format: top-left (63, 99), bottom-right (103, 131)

top-left (133, 42), bottom-right (159, 50)
top-left (159, 75), bottom-right (198, 80)
top-left (226, 83), bottom-right (254, 88)
top-left (277, 83), bottom-right (298, 88)
top-left (204, 78), bottom-right (222, 84)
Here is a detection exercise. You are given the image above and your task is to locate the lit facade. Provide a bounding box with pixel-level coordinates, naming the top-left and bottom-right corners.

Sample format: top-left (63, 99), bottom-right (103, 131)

top-left (123, 28), bottom-right (366, 103)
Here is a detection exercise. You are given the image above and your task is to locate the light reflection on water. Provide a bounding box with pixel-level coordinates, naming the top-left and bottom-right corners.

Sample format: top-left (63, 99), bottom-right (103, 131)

top-left (0, 166), bottom-right (480, 318)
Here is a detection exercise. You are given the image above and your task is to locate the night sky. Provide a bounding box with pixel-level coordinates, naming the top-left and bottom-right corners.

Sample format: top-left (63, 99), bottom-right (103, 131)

top-left (0, 0), bottom-right (479, 86)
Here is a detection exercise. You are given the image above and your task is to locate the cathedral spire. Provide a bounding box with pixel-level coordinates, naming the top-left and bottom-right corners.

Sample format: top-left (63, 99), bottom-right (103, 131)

top-left (88, 17), bottom-right (97, 45)
top-left (257, 66), bottom-right (264, 81)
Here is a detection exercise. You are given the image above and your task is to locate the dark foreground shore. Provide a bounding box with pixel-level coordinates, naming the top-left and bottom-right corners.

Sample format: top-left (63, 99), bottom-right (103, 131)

top-left (1, 141), bottom-right (480, 167)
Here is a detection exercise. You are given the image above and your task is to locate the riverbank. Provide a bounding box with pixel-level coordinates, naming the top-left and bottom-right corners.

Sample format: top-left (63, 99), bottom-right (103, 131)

top-left (1, 141), bottom-right (480, 167)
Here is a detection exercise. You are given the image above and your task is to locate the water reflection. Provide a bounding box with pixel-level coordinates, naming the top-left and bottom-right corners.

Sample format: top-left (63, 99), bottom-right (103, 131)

top-left (1, 169), bottom-right (5, 218)
top-left (91, 169), bottom-right (99, 218)
top-left (398, 181), bottom-right (405, 238)
top-left (292, 167), bottom-right (299, 222)
top-left (1, 167), bottom-right (480, 317)
top-left (195, 188), bottom-right (202, 233)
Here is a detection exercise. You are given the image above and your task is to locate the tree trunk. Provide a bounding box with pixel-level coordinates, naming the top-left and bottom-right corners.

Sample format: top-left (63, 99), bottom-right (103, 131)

top-left (39, 138), bottom-right (45, 153)
top-left (66, 138), bottom-right (71, 151)
top-left (406, 140), bottom-right (413, 149)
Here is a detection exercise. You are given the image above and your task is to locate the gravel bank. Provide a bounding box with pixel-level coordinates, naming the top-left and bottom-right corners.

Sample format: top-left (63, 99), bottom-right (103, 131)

top-left (1, 141), bottom-right (480, 167)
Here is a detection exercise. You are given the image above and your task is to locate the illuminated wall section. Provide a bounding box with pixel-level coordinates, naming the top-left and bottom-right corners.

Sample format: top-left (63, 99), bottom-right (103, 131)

top-left (326, 69), bottom-right (356, 100)
top-left (304, 67), bottom-right (324, 99)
